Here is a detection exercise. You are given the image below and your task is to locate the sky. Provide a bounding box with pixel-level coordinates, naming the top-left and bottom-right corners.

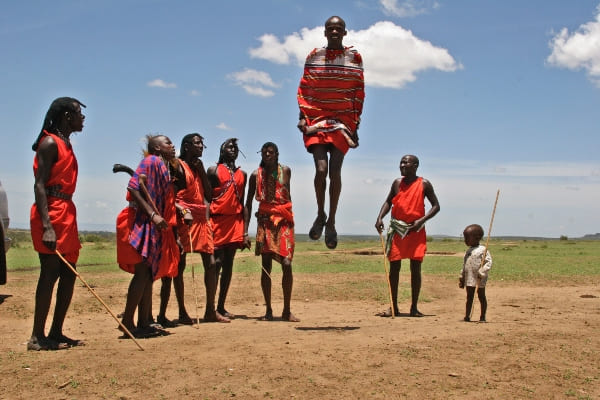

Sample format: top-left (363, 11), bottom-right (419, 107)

top-left (1, 0), bottom-right (599, 238)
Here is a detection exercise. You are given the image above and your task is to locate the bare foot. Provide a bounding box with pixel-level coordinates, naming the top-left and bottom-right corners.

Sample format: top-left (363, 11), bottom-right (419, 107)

top-left (259, 310), bottom-right (274, 321)
top-left (204, 311), bottom-right (230, 323)
top-left (282, 311), bottom-right (300, 322)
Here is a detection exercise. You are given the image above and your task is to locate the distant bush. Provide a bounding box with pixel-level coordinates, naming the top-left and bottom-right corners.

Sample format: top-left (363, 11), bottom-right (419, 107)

top-left (560, 235), bottom-right (568, 241)
top-left (427, 236), bottom-right (434, 242)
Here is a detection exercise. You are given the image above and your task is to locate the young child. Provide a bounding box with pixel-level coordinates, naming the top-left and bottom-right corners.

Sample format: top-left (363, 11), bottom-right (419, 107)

top-left (459, 224), bottom-right (492, 322)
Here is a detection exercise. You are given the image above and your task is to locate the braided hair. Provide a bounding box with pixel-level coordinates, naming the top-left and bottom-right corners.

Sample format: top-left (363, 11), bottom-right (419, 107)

top-left (32, 97), bottom-right (86, 151)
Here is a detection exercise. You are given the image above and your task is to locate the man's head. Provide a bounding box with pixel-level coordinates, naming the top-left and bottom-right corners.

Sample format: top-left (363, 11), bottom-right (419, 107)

top-left (33, 97), bottom-right (86, 151)
top-left (324, 16), bottom-right (347, 49)
top-left (399, 154), bottom-right (419, 177)
top-left (147, 134), bottom-right (176, 161)
top-left (259, 142), bottom-right (279, 168)
top-left (180, 133), bottom-right (205, 160)
top-left (218, 138), bottom-right (239, 164)
top-left (463, 224), bottom-right (484, 247)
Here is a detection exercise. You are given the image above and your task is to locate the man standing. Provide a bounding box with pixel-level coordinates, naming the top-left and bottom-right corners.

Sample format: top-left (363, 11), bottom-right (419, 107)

top-left (297, 15), bottom-right (365, 249)
top-left (207, 138), bottom-right (248, 319)
top-left (245, 142), bottom-right (299, 322)
top-left (28, 97), bottom-right (86, 350)
top-left (375, 155), bottom-right (440, 317)
top-left (158, 133), bottom-right (230, 325)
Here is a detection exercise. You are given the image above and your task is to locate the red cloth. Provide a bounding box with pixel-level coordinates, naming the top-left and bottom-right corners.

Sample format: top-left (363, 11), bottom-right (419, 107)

top-left (254, 165), bottom-right (295, 261)
top-left (177, 160), bottom-right (213, 254)
top-left (115, 156), bottom-right (179, 280)
top-left (30, 131), bottom-right (81, 263)
top-left (297, 47), bottom-right (365, 155)
top-left (388, 177), bottom-right (427, 262)
top-left (210, 164), bottom-right (244, 249)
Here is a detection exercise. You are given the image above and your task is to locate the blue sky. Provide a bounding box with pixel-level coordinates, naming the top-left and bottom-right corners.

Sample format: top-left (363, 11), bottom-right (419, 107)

top-left (1, 0), bottom-right (599, 238)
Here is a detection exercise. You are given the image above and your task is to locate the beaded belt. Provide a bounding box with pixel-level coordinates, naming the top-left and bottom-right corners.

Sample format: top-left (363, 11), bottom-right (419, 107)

top-left (46, 185), bottom-right (72, 201)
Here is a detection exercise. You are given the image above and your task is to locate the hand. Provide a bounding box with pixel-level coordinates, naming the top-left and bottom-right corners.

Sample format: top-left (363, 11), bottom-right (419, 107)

top-left (459, 278), bottom-right (465, 289)
top-left (243, 236), bottom-right (252, 250)
top-left (297, 118), bottom-right (307, 133)
top-left (151, 213), bottom-right (168, 230)
top-left (183, 212), bottom-right (193, 226)
top-left (375, 219), bottom-right (384, 234)
top-left (42, 226), bottom-right (57, 251)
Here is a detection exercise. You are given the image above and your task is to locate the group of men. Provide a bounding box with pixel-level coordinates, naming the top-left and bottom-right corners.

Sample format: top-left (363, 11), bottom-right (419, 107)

top-left (27, 15), bottom-right (440, 350)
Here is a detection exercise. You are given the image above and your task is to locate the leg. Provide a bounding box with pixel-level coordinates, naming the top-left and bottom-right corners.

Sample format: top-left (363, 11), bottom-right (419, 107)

top-left (465, 286), bottom-right (476, 321)
top-left (477, 287), bottom-right (487, 322)
top-left (157, 276), bottom-right (173, 324)
top-left (387, 260), bottom-right (401, 315)
top-left (309, 145), bottom-right (329, 240)
top-left (29, 253), bottom-right (62, 350)
top-left (173, 254), bottom-right (190, 322)
top-left (281, 257), bottom-right (299, 322)
top-left (202, 252), bottom-right (229, 322)
top-left (47, 260), bottom-right (77, 342)
top-left (260, 254), bottom-right (273, 320)
top-left (409, 259), bottom-right (423, 317)
top-left (137, 273), bottom-right (153, 329)
top-left (216, 247), bottom-right (236, 318)
top-left (326, 147), bottom-right (345, 231)
top-left (121, 262), bottom-right (151, 332)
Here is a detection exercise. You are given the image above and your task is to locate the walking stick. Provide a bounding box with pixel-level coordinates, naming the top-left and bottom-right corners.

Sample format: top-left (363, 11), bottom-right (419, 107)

top-left (188, 230), bottom-right (201, 328)
top-left (470, 189), bottom-right (500, 320)
top-left (54, 251), bottom-right (144, 351)
top-left (378, 232), bottom-right (395, 318)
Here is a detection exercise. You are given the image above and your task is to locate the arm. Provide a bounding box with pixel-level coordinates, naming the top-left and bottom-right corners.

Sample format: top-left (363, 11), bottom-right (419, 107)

top-left (243, 171), bottom-right (257, 249)
top-left (374, 179), bottom-right (400, 234)
top-left (240, 170), bottom-right (251, 249)
top-left (479, 250), bottom-right (492, 277)
top-left (33, 136), bottom-right (58, 250)
top-left (127, 183), bottom-right (168, 231)
top-left (408, 178), bottom-right (440, 233)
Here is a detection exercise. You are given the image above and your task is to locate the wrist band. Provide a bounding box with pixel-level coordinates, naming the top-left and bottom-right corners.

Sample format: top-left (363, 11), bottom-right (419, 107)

top-left (150, 211), bottom-right (156, 220)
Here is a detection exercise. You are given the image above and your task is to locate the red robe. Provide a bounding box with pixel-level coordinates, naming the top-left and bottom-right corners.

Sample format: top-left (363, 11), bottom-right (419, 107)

top-left (30, 131), bottom-right (81, 264)
top-left (177, 160), bottom-right (213, 254)
top-left (209, 164), bottom-right (245, 249)
top-left (297, 47), bottom-right (365, 155)
top-left (254, 165), bottom-right (295, 261)
top-left (388, 177), bottom-right (427, 262)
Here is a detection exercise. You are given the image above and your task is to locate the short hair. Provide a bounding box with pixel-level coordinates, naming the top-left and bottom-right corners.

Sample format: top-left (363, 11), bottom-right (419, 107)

top-left (259, 142), bottom-right (279, 167)
top-left (146, 134), bottom-right (166, 155)
top-left (32, 97), bottom-right (86, 151)
top-left (464, 224), bottom-right (484, 240)
top-left (218, 138), bottom-right (239, 164)
top-left (325, 15), bottom-right (346, 29)
top-left (180, 133), bottom-right (203, 159)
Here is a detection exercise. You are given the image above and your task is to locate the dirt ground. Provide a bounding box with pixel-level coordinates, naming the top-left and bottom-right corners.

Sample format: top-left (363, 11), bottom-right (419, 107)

top-left (1, 253), bottom-right (599, 400)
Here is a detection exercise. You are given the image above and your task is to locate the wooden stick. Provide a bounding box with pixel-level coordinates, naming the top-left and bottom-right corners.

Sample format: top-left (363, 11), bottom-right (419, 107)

top-left (188, 230), bottom-right (201, 328)
top-left (54, 251), bottom-right (144, 351)
top-left (378, 232), bottom-right (395, 318)
top-left (470, 189), bottom-right (500, 320)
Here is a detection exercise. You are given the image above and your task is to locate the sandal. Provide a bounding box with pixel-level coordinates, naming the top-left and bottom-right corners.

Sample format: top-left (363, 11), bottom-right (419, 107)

top-left (376, 308), bottom-right (399, 318)
top-left (177, 315), bottom-right (194, 325)
top-left (309, 214), bottom-right (327, 240)
top-left (324, 226), bottom-right (338, 249)
top-left (156, 315), bottom-right (178, 328)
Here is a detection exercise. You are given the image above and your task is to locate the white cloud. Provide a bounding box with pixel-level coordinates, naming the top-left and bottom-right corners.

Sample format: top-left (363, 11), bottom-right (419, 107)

top-left (147, 79), bottom-right (177, 89)
top-left (227, 68), bottom-right (280, 97)
top-left (249, 21), bottom-right (461, 89)
top-left (190, 89), bottom-right (200, 96)
top-left (547, 5), bottom-right (600, 86)
top-left (216, 122), bottom-right (231, 131)
top-left (380, 0), bottom-right (439, 18)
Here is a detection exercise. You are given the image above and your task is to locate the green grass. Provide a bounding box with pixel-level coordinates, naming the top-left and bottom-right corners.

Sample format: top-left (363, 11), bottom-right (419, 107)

top-left (5, 233), bottom-right (600, 283)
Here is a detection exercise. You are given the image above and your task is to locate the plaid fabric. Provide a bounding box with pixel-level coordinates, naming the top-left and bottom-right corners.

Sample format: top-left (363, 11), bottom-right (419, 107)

top-left (127, 155), bottom-right (172, 278)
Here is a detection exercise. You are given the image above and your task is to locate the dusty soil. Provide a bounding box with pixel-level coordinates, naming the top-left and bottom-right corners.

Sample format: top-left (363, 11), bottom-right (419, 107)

top-left (1, 257), bottom-right (599, 399)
